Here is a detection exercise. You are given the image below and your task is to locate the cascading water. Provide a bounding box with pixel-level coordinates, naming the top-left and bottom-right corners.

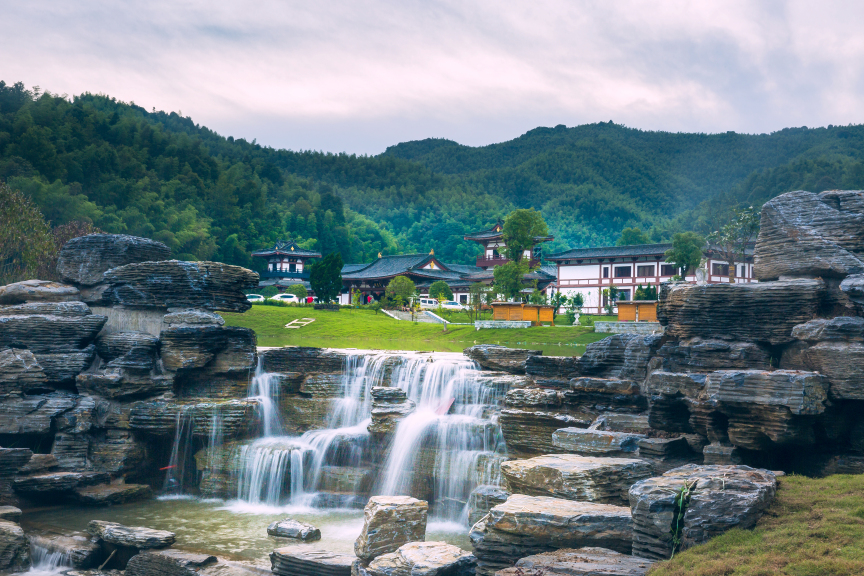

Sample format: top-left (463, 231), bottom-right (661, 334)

top-left (25, 545), bottom-right (71, 576)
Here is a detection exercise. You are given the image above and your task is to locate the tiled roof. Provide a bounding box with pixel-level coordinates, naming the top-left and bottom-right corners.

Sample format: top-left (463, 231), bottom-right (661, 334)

top-left (445, 263), bottom-right (484, 275)
top-left (547, 243), bottom-right (673, 260)
top-left (341, 254), bottom-right (435, 280)
top-left (341, 264), bottom-right (367, 273)
top-left (252, 240), bottom-right (322, 258)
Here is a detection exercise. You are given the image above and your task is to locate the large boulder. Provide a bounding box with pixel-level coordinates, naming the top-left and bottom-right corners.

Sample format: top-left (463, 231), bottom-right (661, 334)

top-left (552, 428), bottom-right (645, 457)
top-left (628, 464), bottom-right (777, 560)
top-left (77, 369), bottom-right (173, 400)
top-left (27, 529), bottom-right (101, 569)
top-left (160, 325), bottom-right (256, 373)
top-left (13, 471), bottom-right (110, 495)
top-left (495, 547), bottom-right (654, 576)
top-left (0, 280), bottom-right (80, 305)
top-left (73, 484), bottom-right (153, 505)
top-left (267, 519), bottom-right (321, 541)
top-left (126, 550), bottom-right (217, 576)
top-left (88, 520), bottom-right (175, 549)
top-left (499, 409), bottom-right (592, 457)
top-left (754, 190), bottom-right (864, 281)
top-left (129, 400), bottom-right (258, 439)
top-left (467, 485), bottom-right (511, 527)
top-left (0, 348), bottom-right (47, 395)
top-left (96, 331), bottom-right (159, 369)
top-left (0, 394), bottom-right (81, 435)
top-left (0, 448), bottom-right (32, 505)
top-left (355, 496), bottom-right (429, 562)
top-left (368, 387), bottom-right (416, 434)
top-left (841, 274), bottom-right (864, 307)
top-left (469, 494), bottom-right (632, 576)
top-left (504, 388), bottom-right (561, 409)
top-left (57, 234), bottom-right (172, 285)
top-left (259, 346), bottom-right (346, 374)
top-left (463, 345), bottom-right (542, 374)
top-left (643, 371), bottom-right (708, 433)
top-left (658, 280), bottom-right (825, 345)
top-left (500, 454), bottom-right (653, 505)
top-left (564, 378), bottom-right (647, 413)
top-left (0, 520), bottom-right (29, 572)
top-left (356, 541), bottom-right (475, 576)
top-left (783, 317), bottom-right (864, 400)
top-left (525, 355), bottom-right (580, 387)
top-left (656, 338), bottom-right (773, 373)
top-left (271, 548), bottom-right (354, 576)
top-left (91, 260), bottom-right (257, 312)
top-left (577, 335), bottom-right (662, 381)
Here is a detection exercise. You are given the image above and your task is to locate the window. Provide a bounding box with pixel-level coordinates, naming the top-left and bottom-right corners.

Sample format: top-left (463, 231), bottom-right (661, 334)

top-left (603, 267), bottom-right (609, 278)
top-left (660, 264), bottom-right (677, 276)
top-left (289, 263), bottom-right (296, 273)
top-left (614, 266), bottom-right (632, 278)
top-left (459, 294), bottom-right (468, 304)
top-left (712, 263), bottom-right (730, 276)
top-left (636, 265), bottom-right (654, 277)
top-left (617, 290), bottom-right (630, 301)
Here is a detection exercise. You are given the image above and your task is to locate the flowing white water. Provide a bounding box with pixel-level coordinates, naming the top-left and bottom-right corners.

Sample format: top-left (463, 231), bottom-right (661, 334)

top-left (24, 545), bottom-right (71, 576)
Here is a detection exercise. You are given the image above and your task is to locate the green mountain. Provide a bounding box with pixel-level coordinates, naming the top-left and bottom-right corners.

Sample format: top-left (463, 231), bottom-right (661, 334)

top-left (3, 80), bottom-right (864, 272)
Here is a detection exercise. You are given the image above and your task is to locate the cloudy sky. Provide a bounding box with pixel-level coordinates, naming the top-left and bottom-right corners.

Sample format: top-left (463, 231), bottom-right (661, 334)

top-left (4, 1), bottom-right (864, 154)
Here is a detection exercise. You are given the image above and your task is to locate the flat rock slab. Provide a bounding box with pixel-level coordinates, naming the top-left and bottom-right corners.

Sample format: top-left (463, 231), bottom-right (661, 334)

top-left (628, 464), bottom-right (777, 560)
top-left (88, 520), bottom-right (176, 549)
top-left (552, 428), bottom-right (645, 456)
top-left (355, 496), bottom-right (428, 562)
top-left (496, 547), bottom-right (654, 576)
top-left (0, 519), bottom-right (29, 572)
top-left (470, 494), bottom-right (633, 576)
top-left (357, 541), bottom-right (475, 576)
top-left (267, 519), bottom-right (321, 541)
top-left (27, 530), bottom-right (101, 569)
top-left (500, 409), bottom-right (594, 457)
top-left (0, 507), bottom-right (20, 523)
top-left (126, 550), bottom-right (217, 576)
top-left (57, 233), bottom-right (172, 286)
top-left (501, 454), bottom-right (653, 505)
top-left (13, 471), bottom-right (110, 494)
top-left (271, 548), bottom-right (354, 576)
top-left (73, 484), bottom-right (153, 505)
top-left (0, 280), bottom-right (80, 305)
top-left (463, 345), bottom-right (542, 374)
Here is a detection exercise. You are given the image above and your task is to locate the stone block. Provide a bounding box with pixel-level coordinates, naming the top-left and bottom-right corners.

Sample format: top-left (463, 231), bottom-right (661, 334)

top-left (355, 496), bottom-right (429, 562)
top-left (126, 550), bottom-right (218, 576)
top-left (499, 409), bottom-right (593, 457)
top-left (564, 377), bottom-right (647, 413)
top-left (0, 280), bottom-right (80, 305)
top-left (57, 234), bottom-right (172, 286)
top-left (656, 338), bottom-right (773, 372)
top-left (0, 347), bottom-right (47, 395)
top-left (271, 548), bottom-right (354, 576)
top-left (467, 485), bottom-right (510, 527)
top-left (495, 547), bottom-right (654, 576)
top-left (577, 334), bottom-right (662, 382)
top-left (13, 471), bottom-right (110, 495)
top-left (260, 347), bottom-right (347, 375)
top-left (88, 520), bottom-right (175, 549)
top-left (356, 541), bottom-right (474, 576)
top-left (267, 519), bottom-right (321, 541)
top-left (463, 345), bottom-right (541, 374)
top-left (552, 428), bottom-right (644, 457)
top-left (73, 483), bottom-right (153, 505)
top-left (0, 519), bottom-right (29, 572)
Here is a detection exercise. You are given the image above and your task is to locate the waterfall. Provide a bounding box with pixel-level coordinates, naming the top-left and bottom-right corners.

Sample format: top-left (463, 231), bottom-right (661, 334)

top-left (26, 544), bottom-right (71, 576)
top-left (162, 406), bottom-right (194, 496)
top-left (247, 359), bottom-right (283, 436)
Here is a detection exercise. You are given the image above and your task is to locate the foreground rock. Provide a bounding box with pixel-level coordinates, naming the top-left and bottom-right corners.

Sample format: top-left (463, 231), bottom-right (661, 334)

top-left (27, 529), bottom-right (101, 569)
top-left (368, 387), bottom-right (416, 434)
top-left (57, 234), bottom-right (172, 285)
top-left (754, 189), bottom-right (864, 281)
top-left (356, 541), bottom-right (475, 576)
top-left (355, 496), bottom-right (429, 561)
top-left (267, 519), bottom-right (321, 541)
top-left (463, 345), bottom-right (541, 374)
top-left (0, 279), bottom-right (80, 305)
top-left (501, 454), bottom-right (653, 505)
top-left (628, 464), bottom-right (777, 560)
top-left (88, 520), bottom-right (176, 549)
top-left (552, 428), bottom-right (645, 457)
top-left (126, 549), bottom-right (217, 576)
top-left (0, 519), bottom-right (29, 572)
top-left (496, 547), bottom-right (654, 576)
top-left (469, 494), bottom-right (632, 575)
top-left (72, 484), bottom-right (153, 505)
top-left (467, 485), bottom-right (511, 527)
top-left (271, 548), bottom-right (354, 576)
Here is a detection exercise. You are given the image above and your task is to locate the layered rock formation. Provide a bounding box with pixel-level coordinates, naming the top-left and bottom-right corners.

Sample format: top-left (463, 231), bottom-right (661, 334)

top-left (496, 547), bottom-right (654, 576)
top-left (355, 541), bottom-right (475, 576)
top-left (355, 496), bottom-right (429, 562)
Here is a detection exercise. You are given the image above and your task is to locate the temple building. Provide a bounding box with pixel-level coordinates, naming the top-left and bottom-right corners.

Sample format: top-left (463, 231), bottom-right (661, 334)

top-left (463, 219), bottom-right (554, 269)
top-left (251, 240), bottom-right (321, 291)
top-left (548, 242), bottom-right (755, 314)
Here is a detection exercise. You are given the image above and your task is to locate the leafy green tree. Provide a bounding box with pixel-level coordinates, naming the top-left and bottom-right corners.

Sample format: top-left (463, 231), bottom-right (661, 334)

top-left (385, 275), bottom-right (415, 308)
top-left (664, 232), bottom-right (705, 278)
top-left (466, 282), bottom-right (487, 322)
top-left (502, 209), bottom-right (549, 263)
top-left (602, 286), bottom-right (619, 315)
top-left (0, 182), bottom-right (56, 284)
top-left (707, 206), bottom-right (760, 282)
top-left (309, 252), bottom-right (343, 303)
top-left (634, 285), bottom-right (658, 300)
top-left (493, 260), bottom-right (529, 301)
top-left (616, 227), bottom-right (650, 246)
top-left (286, 283), bottom-right (308, 301)
top-left (428, 280), bottom-right (453, 302)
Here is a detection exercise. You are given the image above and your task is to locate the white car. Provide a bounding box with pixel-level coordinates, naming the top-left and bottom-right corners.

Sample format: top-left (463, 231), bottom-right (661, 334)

top-left (440, 300), bottom-right (467, 311)
top-left (418, 298), bottom-right (439, 309)
top-left (246, 294), bottom-right (265, 303)
top-left (270, 293), bottom-right (300, 303)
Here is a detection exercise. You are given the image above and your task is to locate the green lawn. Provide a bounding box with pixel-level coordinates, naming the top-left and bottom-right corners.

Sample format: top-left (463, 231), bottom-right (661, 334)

top-left (221, 305), bottom-right (609, 355)
top-left (649, 474), bottom-right (864, 575)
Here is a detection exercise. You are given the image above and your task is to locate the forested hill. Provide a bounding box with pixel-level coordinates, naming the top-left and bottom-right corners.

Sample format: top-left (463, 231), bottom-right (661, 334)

top-left (3, 80), bottom-right (864, 272)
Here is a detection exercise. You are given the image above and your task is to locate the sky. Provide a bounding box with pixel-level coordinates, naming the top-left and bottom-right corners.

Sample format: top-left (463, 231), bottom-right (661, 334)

top-left (4, 0), bottom-right (864, 154)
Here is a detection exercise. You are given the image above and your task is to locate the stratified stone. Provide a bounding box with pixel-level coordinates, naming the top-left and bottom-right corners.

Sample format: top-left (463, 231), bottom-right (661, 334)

top-left (0, 449), bottom-right (32, 505)
top-left (754, 190), bottom-right (864, 281)
top-left (51, 432), bottom-right (90, 470)
top-left (656, 338), bottom-right (773, 373)
top-left (784, 317), bottom-right (864, 400)
top-left (0, 393), bottom-right (79, 435)
top-left (841, 274), bottom-right (864, 306)
top-left (13, 472), bottom-right (109, 495)
top-left (473, 373), bottom-right (537, 403)
top-left (0, 508), bottom-right (20, 523)
top-left (658, 280), bottom-right (825, 345)
top-left (0, 280), bottom-right (80, 305)
top-left (160, 325), bottom-right (255, 373)
top-left (18, 454), bottom-right (58, 475)
top-left (96, 260), bottom-right (257, 312)
top-left (504, 388), bottom-right (561, 409)
top-left (0, 347), bottom-right (47, 395)
top-left (0, 519), bottom-right (29, 572)
top-left (501, 454), bottom-right (653, 504)
top-left (552, 429), bottom-right (645, 457)
top-left (369, 387), bottom-right (416, 434)
top-left (267, 519), bottom-right (321, 541)
top-left (96, 331), bottom-right (159, 368)
top-left (643, 371), bottom-right (707, 433)
top-left (126, 549), bottom-right (218, 576)
top-left (525, 356), bottom-right (581, 387)
top-left (469, 494), bottom-right (632, 576)
top-left (355, 496), bottom-right (429, 562)
top-left (577, 335), bottom-right (662, 381)
top-left (500, 410), bottom-right (593, 457)
top-left (129, 400), bottom-right (258, 439)
top-left (77, 370), bottom-right (173, 400)
top-left (791, 316), bottom-right (864, 342)
top-left (702, 443), bottom-right (742, 465)
top-left (628, 464), bottom-right (777, 560)
top-left (89, 430), bottom-right (147, 475)
top-left (260, 347), bottom-right (346, 375)
top-left (37, 347), bottom-right (98, 385)
top-left (564, 378), bottom-right (647, 413)
top-left (463, 345), bottom-right (542, 375)
top-left (88, 520), bottom-right (175, 549)
top-left (271, 548), bottom-right (354, 576)
top-left (356, 541), bottom-right (475, 576)
top-left (467, 485), bottom-right (510, 527)
top-left (594, 414), bottom-right (652, 434)
top-left (57, 234), bottom-right (172, 286)
top-left (0, 303), bottom-right (105, 353)
top-left (73, 484), bottom-right (153, 505)
top-left (27, 529), bottom-right (101, 569)
top-left (163, 310), bottom-right (225, 327)
top-left (496, 547), bottom-right (654, 576)
top-left (636, 437), bottom-right (691, 459)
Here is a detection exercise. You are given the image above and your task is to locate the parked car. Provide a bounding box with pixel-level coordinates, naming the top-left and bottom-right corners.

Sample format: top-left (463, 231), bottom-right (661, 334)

top-left (246, 294), bottom-right (265, 303)
top-left (270, 293), bottom-right (300, 303)
top-left (440, 300), bottom-right (467, 311)
top-left (418, 298), bottom-right (439, 309)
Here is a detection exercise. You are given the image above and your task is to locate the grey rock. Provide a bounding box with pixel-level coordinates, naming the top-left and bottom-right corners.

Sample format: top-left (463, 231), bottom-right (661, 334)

top-left (841, 274), bottom-right (864, 306)
top-left (594, 414), bottom-right (652, 434)
top-left (356, 541), bottom-right (475, 576)
top-left (0, 347), bottom-right (47, 395)
top-left (0, 448), bottom-right (33, 505)
top-left (578, 335), bottom-right (662, 382)
top-left (0, 280), bottom-right (80, 305)
top-left (96, 331), bottom-right (159, 369)
top-left (271, 548), bottom-right (354, 576)
top-left (790, 341), bottom-right (864, 400)
top-left (37, 347), bottom-right (98, 385)
top-left (643, 371), bottom-right (708, 433)
top-left (0, 519), bottom-right (29, 572)
top-left (564, 378), bottom-right (647, 413)
top-left (0, 300), bottom-right (92, 318)
top-left (162, 310), bottom-right (224, 327)
top-left (628, 464), bottom-right (777, 560)
top-left (88, 520), bottom-right (175, 549)
top-left (636, 437), bottom-right (691, 458)
top-left (656, 338), bottom-right (773, 373)
top-left (369, 387), bottom-right (416, 435)
top-left (13, 472), bottom-right (109, 494)
top-left (496, 547), bottom-right (654, 576)
top-left (88, 430), bottom-right (147, 475)
top-left (0, 508), bottom-right (19, 523)
top-left (267, 519), bottom-right (321, 541)
top-left (51, 432), bottom-right (90, 470)
top-left (469, 494), bottom-right (632, 576)
top-left (467, 485), bottom-right (510, 527)
top-left (754, 190), bottom-right (864, 281)
top-left (0, 306), bottom-right (105, 353)
top-left (552, 428), bottom-right (645, 457)
top-left (160, 325), bottom-right (255, 373)
top-left (129, 400), bottom-right (258, 438)
top-left (27, 529), bottom-right (101, 569)
top-left (658, 280), bottom-right (825, 345)
top-left (57, 234), bottom-right (172, 286)
top-left (96, 260), bottom-right (257, 312)
top-left (18, 454), bottom-right (58, 475)
top-left (500, 409), bottom-right (593, 457)
top-left (501, 454), bottom-right (653, 504)
top-left (702, 443), bottom-right (742, 465)
top-left (525, 355), bottom-right (581, 387)
top-left (355, 496), bottom-right (429, 562)
top-left (259, 347), bottom-right (346, 375)
top-left (791, 316), bottom-right (864, 342)
top-left (463, 345), bottom-right (542, 374)
top-left (73, 484), bottom-right (153, 505)
top-left (0, 393), bottom-right (80, 435)
top-left (504, 388), bottom-right (561, 409)
top-left (77, 369), bottom-right (173, 400)
top-left (126, 549), bottom-right (217, 576)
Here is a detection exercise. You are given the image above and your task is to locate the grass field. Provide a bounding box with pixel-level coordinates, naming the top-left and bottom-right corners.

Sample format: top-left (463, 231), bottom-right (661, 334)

top-left (649, 474), bottom-right (864, 576)
top-left (221, 305), bottom-right (609, 355)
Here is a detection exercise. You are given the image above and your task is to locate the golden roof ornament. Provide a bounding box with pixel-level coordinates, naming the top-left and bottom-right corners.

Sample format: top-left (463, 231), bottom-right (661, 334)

top-left (430, 248), bottom-right (435, 255)
top-left (378, 252), bottom-right (382, 258)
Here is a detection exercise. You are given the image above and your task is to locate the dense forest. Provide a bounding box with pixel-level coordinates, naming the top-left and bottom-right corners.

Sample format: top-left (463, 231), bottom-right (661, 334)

top-left (3, 80), bottom-right (864, 271)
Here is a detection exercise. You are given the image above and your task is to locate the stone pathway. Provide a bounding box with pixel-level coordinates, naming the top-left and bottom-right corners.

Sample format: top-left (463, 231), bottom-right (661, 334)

top-left (384, 310), bottom-right (443, 323)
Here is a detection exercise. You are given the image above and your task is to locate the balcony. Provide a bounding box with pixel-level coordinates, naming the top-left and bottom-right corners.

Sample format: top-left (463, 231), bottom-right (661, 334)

top-left (476, 256), bottom-right (541, 268)
top-left (259, 270), bottom-right (310, 280)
